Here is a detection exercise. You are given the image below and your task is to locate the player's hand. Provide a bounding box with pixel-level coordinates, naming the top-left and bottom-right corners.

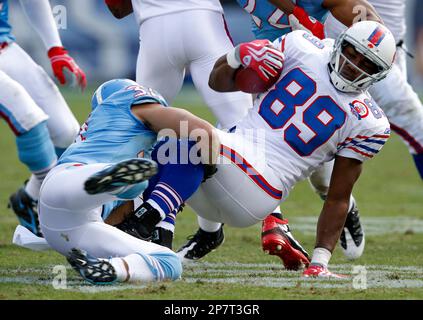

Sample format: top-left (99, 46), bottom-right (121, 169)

top-left (227, 40), bottom-right (284, 82)
top-left (48, 46), bottom-right (87, 90)
top-left (302, 264), bottom-right (347, 279)
top-left (288, 6), bottom-right (325, 40)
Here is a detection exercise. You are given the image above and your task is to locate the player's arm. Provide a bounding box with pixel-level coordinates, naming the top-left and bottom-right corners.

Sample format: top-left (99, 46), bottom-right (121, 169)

top-left (19, 0), bottom-right (87, 89)
top-left (322, 0), bottom-right (383, 26)
top-left (132, 104), bottom-right (220, 164)
top-left (315, 155), bottom-right (362, 252)
top-left (104, 0), bottom-right (133, 19)
top-left (209, 40), bottom-right (284, 92)
top-left (303, 155), bottom-right (362, 277)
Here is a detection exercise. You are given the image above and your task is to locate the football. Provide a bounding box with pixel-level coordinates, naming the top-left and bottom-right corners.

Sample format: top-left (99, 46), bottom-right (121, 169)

top-left (234, 66), bottom-right (281, 94)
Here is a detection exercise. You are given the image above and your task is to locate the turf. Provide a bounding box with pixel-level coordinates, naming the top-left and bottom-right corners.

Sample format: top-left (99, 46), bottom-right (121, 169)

top-left (0, 85), bottom-right (422, 300)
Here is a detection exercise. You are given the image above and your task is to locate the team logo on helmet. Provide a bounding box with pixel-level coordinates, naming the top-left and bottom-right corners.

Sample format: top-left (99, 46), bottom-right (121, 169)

top-left (349, 100), bottom-right (369, 120)
top-left (367, 27), bottom-right (386, 48)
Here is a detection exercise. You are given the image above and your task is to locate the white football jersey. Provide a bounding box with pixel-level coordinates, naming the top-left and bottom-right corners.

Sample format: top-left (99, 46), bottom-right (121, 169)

top-left (131, 0), bottom-right (223, 24)
top-left (368, 0), bottom-right (406, 43)
top-left (235, 31), bottom-right (391, 197)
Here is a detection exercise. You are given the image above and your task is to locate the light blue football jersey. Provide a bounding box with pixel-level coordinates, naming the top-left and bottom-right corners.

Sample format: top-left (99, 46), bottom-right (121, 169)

top-left (237, 0), bottom-right (328, 41)
top-left (58, 84), bottom-right (168, 165)
top-left (0, 0), bottom-right (15, 43)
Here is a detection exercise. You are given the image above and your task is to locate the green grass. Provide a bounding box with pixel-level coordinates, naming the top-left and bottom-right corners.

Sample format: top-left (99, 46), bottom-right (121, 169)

top-left (0, 85), bottom-right (422, 299)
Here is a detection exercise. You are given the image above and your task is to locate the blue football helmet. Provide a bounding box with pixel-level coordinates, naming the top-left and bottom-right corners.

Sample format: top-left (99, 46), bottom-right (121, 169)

top-left (91, 78), bottom-right (138, 110)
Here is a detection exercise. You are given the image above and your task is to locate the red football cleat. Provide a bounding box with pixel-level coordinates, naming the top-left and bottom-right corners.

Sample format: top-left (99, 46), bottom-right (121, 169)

top-left (302, 264), bottom-right (348, 279)
top-left (261, 215), bottom-right (310, 270)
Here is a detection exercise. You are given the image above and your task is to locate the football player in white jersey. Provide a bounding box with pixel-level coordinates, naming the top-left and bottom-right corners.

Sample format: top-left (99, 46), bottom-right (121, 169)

top-left (177, 20), bottom-right (395, 277)
top-left (274, 0), bottom-right (423, 260)
top-left (1, 0), bottom-right (86, 236)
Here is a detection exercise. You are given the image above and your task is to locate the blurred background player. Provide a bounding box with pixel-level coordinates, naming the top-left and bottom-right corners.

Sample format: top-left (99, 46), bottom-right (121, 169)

top-left (104, 0), bottom-right (310, 265)
top-left (39, 78), bottom-right (218, 284)
top-left (0, 0), bottom-right (86, 236)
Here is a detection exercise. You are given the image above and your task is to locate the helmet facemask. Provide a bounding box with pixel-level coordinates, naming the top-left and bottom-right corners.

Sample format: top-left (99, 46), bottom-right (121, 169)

top-left (329, 33), bottom-right (392, 93)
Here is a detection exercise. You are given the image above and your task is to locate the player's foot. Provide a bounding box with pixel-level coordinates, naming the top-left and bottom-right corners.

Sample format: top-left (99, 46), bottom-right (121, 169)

top-left (84, 158), bottom-right (158, 195)
top-left (177, 227), bottom-right (224, 262)
top-left (8, 185), bottom-right (42, 237)
top-left (67, 248), bottom-right (117, 285)
top-left (302, 264), bottom-right (348, 279)
top-left (340, 201), bottom-right (365, 260)
top-left (115, 202), bottom-right (162, 240)
top-left (262, 215), bottom-right (310, 270)
top-left (151, 227), bottom-right (174, 250)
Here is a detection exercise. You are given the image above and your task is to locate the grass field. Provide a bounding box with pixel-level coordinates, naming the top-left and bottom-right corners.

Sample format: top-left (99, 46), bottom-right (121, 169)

top-left (0, 85), bottom-right (422, 300)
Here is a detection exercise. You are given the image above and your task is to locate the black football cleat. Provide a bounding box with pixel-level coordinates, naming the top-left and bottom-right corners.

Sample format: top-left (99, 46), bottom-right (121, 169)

top-left (176, 227), bottom-right (224, 262)
top-left (67, 248), bottom-right (117, 285)
top-left (8, 186), bottom-right (42, 237)
top-left (84, 158), bottom-right (158, 195)
top-left (151, 227), bottom-right (174, 250)
top-left (340, 202), bottom-right (365, 260)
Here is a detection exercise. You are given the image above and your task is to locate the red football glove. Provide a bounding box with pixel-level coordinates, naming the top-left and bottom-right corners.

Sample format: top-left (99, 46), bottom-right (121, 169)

top-left (227, 39), bottom-right (284, 82)
top-left (288, 6), bottom-right (325, 40)
top-left (303, 264), bottom-right (348, 279)
top-left (48, 46), bottom-right (87, 90)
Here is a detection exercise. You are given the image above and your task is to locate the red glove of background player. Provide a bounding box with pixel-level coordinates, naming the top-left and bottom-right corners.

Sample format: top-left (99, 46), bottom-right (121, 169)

top-left (227, 39), bottom-right (284, 82)
top-left (48, 46), bottom-right (87, 90)
top-left (288, 6), bottom-right (325, 40)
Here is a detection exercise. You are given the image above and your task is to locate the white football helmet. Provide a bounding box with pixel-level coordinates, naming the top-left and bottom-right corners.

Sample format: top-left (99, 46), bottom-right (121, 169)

top-left (329, 21), bottom-right (396, 93)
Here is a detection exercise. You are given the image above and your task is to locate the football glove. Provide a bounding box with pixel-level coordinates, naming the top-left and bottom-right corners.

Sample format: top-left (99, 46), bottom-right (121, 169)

top-left (227, 40), bottom-right (284, 81)
top-left (288, 6), bottom-right (325, 40)
top-left (48, 46), bottom-right (87, 90)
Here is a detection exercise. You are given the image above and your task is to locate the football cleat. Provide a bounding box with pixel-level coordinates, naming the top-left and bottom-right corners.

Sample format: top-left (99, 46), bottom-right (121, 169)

top-left (8, 186), bottom-right (42, 237)
top-left (262, 215), bottom-right (310, 270)
top-left (84, 158), bottom-right (158, 195)
top-left (115, 202), bottom-right (162, 240)
top-left (302, 264), bottom-right (348, 279)
top-left (151, 227), bottom-right (174, 250)
top-left (176, 227), bottom-right (224, 262)
top-left (67, 248), bottom-right (117, 285)
top-left (340, 202), bottom-right (365, 260)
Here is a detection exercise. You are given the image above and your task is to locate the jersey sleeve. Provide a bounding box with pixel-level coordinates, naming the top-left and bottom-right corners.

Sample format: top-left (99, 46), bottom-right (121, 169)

top-left (336, 126), bottom-right (391, 162)
top-left (131, 85), bottom-right (169, 107)
top-left (272, 30), bottom-right (326, 57)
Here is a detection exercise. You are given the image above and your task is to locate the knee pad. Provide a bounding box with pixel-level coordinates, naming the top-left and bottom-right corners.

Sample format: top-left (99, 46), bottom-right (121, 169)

top-left (16, 121), bottom-right (57, 172)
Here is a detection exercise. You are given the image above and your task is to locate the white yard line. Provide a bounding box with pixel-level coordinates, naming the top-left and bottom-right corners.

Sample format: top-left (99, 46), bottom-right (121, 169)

top-left (1, 263), bottom-right (422, 292)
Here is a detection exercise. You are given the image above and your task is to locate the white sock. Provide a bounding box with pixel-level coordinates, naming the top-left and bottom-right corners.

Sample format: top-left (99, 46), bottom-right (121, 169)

top-left (24, 175), bottom-right (42, 200)
top-left (156, 221), bottom-right (175, 233)
top-left (110, 254), bottom-right (155, 282)
top-left (197, 216), bottom-right (221, 233)
top-left (310, 247), bottom-right (332, 268)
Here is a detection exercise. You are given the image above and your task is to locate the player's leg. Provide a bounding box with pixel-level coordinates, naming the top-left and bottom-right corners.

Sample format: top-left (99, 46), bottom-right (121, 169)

top-left (39, 162), bottom-right (180, 284)
top-left (136, 15), bottom-right (186, 103)
top-left (187, 10), bottom-right (253, 129)
top-left (0, 43), bottom-right (79, 156)
top-left (0, 70), bottom-right (57, 236)
top-left (369, 52), bottom-right (423, 179)
top-left (115, 139), bottom-right (206, 249)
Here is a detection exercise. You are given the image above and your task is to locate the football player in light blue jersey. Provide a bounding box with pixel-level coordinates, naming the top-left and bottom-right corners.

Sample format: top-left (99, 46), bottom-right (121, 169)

top-left (220, 0), bottom-right (383, 265)
top-left (38, 79), bottom-right (219, 285)
top-left (237, 0), bottom-right (382, 41)
top-left (1, 0), bottom-right (86, 237)
top-left (237, 0), bottom-right (328, 41)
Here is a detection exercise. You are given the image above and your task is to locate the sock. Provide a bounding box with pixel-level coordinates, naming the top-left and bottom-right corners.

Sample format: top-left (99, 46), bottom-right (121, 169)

top-left (197, 215), bottom-right (221, 233)
top-left (110, 255), bottom-right (155, 282)
top-left (143, 139), bottom-right (205, 216)
top-left (270, 206), bottom-right (284, 220)
top-left (16, 122), bottom-right (57, 172)
top-left (310, 247), bottom-right (331, 268)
